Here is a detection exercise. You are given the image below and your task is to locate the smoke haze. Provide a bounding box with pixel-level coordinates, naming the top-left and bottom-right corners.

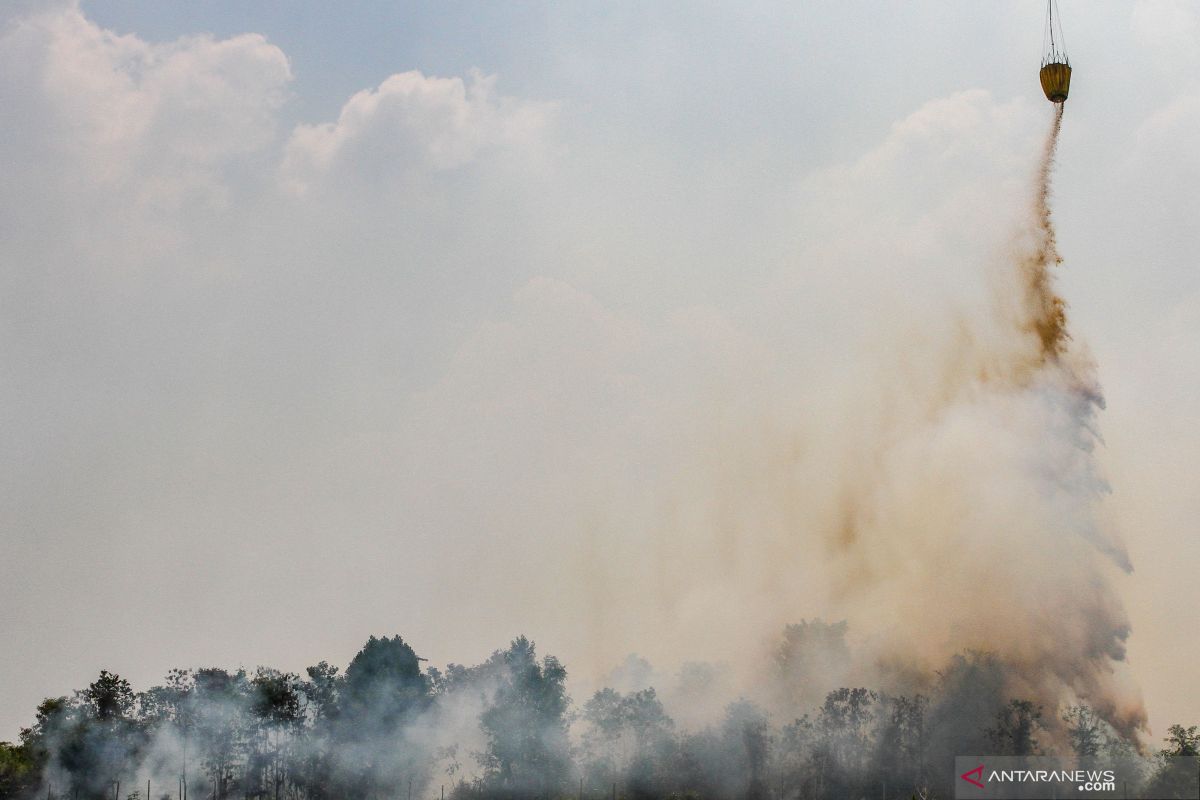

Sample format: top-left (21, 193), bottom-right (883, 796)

top-left (3, 0), bottom-right (1199, 773)
top-left (561, 106), bottom-right (1144, 740)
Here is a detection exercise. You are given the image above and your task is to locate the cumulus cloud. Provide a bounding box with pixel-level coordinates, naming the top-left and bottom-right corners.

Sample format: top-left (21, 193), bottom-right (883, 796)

top-left (281, 70), bottom-right (555, 194)
top-left (0, 6), bottom-right (290, 208)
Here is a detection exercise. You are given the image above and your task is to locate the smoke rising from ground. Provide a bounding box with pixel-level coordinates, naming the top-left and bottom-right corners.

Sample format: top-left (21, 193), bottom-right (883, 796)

top-left (777, 106), bottom-right (1143, 736)
top-left (872, 106), bottom-right (1139, 730)
top-left (6, 2), bottom-right (1192, 793)
top-left (558, 105), bottom-right (1145, 744)
top-left (0, 93), bottom-right (1172, 799)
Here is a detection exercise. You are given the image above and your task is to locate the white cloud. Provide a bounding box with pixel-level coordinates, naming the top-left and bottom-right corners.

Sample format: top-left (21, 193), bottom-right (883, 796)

top-left (0, 0), bottom-right (70, 28)
top-left (281, 69), bottom-right (555, 194)
top-left (0, 7), bottom-right (291, 210)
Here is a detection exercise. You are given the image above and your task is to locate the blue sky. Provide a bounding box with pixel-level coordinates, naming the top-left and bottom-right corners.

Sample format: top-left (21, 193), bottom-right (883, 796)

top-left (79, 3), bottom-right (1071, 164)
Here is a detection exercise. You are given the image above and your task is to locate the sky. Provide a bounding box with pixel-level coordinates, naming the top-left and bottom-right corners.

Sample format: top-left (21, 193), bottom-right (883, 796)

top-left (1, 0), bottom-right (1198, 742)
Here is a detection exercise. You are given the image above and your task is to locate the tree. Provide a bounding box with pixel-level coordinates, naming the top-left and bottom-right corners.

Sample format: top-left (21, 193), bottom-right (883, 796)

top-left (580, 689), bottom-right (624, 787)
top-left (332, 636), bottom-right (431, 795)
top-left (776, 715), bottom-right (817, 798)
top-left (720, 699), bottom-right (771, 800)
top-left (51, 673), bottom-right (145, 798)
top-left (301, 662), bottom-right (339, 724)
top-left (340, 635), bottom-right (429, 730)
top-left (479, 636), bottom-right (572, 796)
top-left (774, 620), bottom-right (851, 713)
top-left (987, 699), bottom-right (1044, 756)
top-left (4, 697), bottom-right (66, 796)
top-left (1143, 724), bottom-right (1200, 799)
top-left (622, 688), bottom-right (675, 797)
top-left (925, 651), bottom-right (1008, 792)
top-left (580, 688), bottom-right (674, 797)
top-left (874, 694), bottom-right (928, 798)
top-left (248, 669), bottom-right (303, 800)
top-left (137, 669), bottom-right (196, 800)
top-left (1161, 724), bottom-right (1200, 757)
top-left (1062, 705), bottom-right (1103, 759)
top-left (0, 739), bottom-right (41, 798)
top-left (81, 672), bottom-right (134, 722)
top-left (812, 688), bottom-right (878, 798)
top-left (190, 668), bottom-right (251, 800)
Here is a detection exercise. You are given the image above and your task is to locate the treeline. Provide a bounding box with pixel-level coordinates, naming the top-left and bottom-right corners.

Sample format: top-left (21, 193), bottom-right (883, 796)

top-left (1, 628), bottom-right (1197, 799)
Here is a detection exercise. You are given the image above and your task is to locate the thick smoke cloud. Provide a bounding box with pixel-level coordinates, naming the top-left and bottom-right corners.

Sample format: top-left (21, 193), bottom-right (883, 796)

top-left (3, 0), bottom-right (1197, 776)
top-left (812, 105), bottom-right (1144, 736)
top-left (564, 104), bottom-right (1146, 741)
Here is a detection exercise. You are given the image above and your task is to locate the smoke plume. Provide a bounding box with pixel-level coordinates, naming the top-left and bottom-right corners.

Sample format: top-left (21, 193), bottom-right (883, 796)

top-left (520, 101), bottom-right (1147, 748)
top-left (790, 105), bottom-right (1145, 739)
top-left (1, 98), bottom-right (1158, 799)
